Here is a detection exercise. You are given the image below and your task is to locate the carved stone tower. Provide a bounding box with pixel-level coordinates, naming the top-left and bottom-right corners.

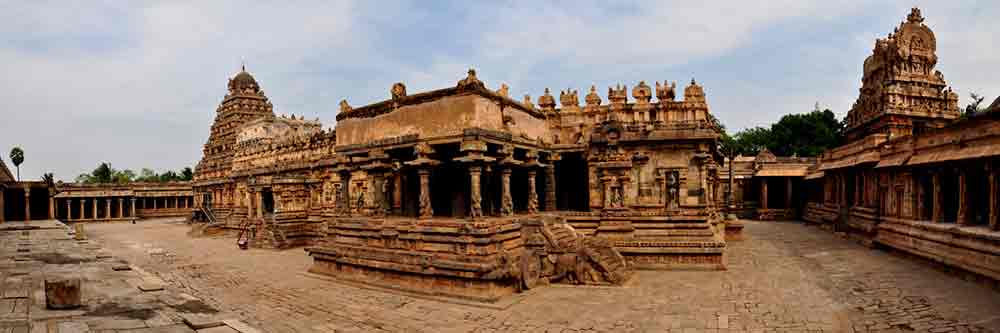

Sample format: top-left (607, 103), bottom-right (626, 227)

top-left (194, 66), bottom-right (275, 182)
top-left (844, 7), bottom-right (959, 142)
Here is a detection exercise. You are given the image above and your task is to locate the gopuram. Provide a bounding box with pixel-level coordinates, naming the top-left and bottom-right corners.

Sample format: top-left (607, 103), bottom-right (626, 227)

top-left (802, 8), bottom-right (1000, 282)
top-left (192, 67), bottom-right (731, 300)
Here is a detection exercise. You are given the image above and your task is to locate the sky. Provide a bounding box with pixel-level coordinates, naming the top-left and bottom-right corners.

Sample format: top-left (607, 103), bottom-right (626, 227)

top-left (0, 1), bottom-right (997, 181)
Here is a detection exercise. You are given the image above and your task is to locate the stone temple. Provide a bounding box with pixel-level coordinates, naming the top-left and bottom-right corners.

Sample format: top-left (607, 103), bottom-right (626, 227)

top-left (190, 61), bottom-right (733, 300)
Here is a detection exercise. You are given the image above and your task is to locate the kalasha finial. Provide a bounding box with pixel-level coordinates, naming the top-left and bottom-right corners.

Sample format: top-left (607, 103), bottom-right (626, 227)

top-left (907, 7), bottom-right (924, 24)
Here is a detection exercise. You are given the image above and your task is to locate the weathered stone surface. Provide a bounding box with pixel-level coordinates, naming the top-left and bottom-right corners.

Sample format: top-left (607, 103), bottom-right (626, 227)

top-left (44, 276), bottom-right (81, 310)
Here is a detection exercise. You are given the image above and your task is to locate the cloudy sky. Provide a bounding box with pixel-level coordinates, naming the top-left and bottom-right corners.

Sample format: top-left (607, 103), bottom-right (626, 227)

top-left (1, 1), bottom-right (997, 181)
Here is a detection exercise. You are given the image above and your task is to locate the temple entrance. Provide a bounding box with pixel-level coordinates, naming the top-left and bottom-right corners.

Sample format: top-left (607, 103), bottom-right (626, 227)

top-left (261, 189), bottom-right (274, 215)
top-left (556, 152), bottom-right (589, 211)
top-left (3, 188), bottom-right (26, 221)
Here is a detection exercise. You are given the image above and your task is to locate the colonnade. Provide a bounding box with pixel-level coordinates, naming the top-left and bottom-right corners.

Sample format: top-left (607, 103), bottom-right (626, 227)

top-left (58, 195), bottom-right (194, 221)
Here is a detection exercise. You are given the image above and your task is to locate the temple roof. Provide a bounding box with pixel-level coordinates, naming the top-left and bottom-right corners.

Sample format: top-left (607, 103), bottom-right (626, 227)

top-left (988, 95), bottom-right (1000, 112)
top-left (0, 157), bottom-right (14, 183)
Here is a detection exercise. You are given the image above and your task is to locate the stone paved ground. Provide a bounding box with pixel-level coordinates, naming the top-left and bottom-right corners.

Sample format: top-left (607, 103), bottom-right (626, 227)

top-left (0, 219), bottom-right (260, 333)
top-left (86, 219), bottom-right (1000, 333)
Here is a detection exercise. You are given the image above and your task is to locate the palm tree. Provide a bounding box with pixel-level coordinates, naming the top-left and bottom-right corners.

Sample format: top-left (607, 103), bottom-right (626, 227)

top-left (9, 147), bottom-right (24, 181)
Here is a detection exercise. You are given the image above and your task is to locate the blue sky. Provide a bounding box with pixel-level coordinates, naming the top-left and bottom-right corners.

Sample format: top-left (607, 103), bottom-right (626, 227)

top-left (1, 1), bottom-right (997, 181)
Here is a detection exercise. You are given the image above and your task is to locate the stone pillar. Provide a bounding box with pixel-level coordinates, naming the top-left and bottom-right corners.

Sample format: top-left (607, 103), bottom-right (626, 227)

top-left (544, 166), bottom-right (556, 211)
top-left (392, 173), bottom-right (403, 215)
top-left (418, 169), bottom-right (433, 219)
top-left (24, 188), bottom-right (31, 221)
top-left (957, 168), bottom-right (968, 225)
top-left (105, 198), bottom-right (111, 219)
top-left (760, 178), bottom-right (768, 209)
top-left (469, 166), bottom-right (483, 218)
top-left (91, 198), bottom-right (97, 220)
top-left (340, 173), bottom-right (351, 215)
top-left (501, 168), bottom-right (513, 216)
top-left (854, 173), bottom-right (861, 206)
top-left (527, 170), bottom-right (539, 214)
top-left (78, 199), bottom-right (84, 220)
top-left (117, 198), bottom-right (123, 218)
top-left (256, 191), bottom-right (263, 218)
top-left (932, 172), bottom-right (943, 223)
top-left (916, 177), bottom-right (926, 220)
top-left (785, 177), bottom-right (793, 210)
top-left (153, 197), bottom-right (158, 210)
top-left (990, 167), bottom-right (998, 230)
top-left (65, 200), bottom-right (71, 221)
top-left (246, 190), bottom-right (253, 217)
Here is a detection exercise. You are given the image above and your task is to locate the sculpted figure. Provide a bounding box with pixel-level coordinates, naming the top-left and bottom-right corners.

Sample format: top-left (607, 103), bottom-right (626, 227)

top-left (391, 82), bottom-right (407, 99)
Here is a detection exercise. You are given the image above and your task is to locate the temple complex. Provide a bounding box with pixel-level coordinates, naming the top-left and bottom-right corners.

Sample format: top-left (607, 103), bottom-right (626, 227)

top-left (191, 65), bottom-right (731, 300)
top-left (723, 149), bottom-right (816, 221)
top-left (802, 8), bottom-right (1000, 282)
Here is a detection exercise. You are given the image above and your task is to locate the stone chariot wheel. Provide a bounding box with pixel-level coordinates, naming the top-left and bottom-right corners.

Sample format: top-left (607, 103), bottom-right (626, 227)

top-left (520, 251), bottom-right (541, 290)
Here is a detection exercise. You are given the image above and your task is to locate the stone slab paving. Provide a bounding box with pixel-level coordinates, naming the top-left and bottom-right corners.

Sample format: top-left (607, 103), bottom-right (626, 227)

top-left (0, 219), bottom-right (260, 333)
top-left (87, 218), bottom-right (1000, 333)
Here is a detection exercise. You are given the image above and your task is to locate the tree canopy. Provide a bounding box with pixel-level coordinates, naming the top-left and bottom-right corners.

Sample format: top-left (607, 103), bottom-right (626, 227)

top-left (9, 146), bottom-right (23, 181)
top-left (723, 108), bottom-right (844, 158)
top-left (75, 162), bottom-right (193, 184)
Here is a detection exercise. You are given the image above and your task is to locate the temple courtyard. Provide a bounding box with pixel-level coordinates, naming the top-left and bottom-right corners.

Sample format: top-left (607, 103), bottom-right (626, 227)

top-left (71, 218), bottom-right (1000, 333)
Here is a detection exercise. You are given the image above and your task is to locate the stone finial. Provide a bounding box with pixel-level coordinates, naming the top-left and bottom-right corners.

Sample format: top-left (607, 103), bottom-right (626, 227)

top-left (538, 88), bottom-right (556, 110)
top-left (497, 83), bottom-right (510, 98)
top-left (457, 68), bottom-right (485, 89)
top-left (632, 81), bottom-right (652, 103)
top-left (559, 89), bottom-right (579, 107)
top-left (608, 84), bottom-right (627, 105)
top-left (907, 7), bottom-right (924, 24)
top-left (684, 78), bottom-right (705, 103)
top-left (523, 94), bottom-right (534, 108)
top-left (391, 82), bottom-right (407, 99)
top-left (338, 100), bottom-right (352, 114)
top-left (656, 81), bottom-right (677, 101)
top-left (585, 85), bottom-right (602, 106)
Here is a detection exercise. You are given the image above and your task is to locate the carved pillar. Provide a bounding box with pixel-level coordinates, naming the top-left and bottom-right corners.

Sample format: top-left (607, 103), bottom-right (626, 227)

top-left (91, 197), bottom-right (97, 220)
top-left (118, 198), bottom-right (123, 218)
top-left (246, 190), bottom-right (253, 217)
top-left (544, 165), bottom-right (556, 211)
top-left (256, 191), bottom-right (263, 218)
top-left (130, 198), bottom-right (136, 218)
top-left (785, 177), bottom-right (793, 210)
top-left (105, 198), bottom-right (111, 219)
top-left (48, 196), bottom-right (55, 220)
top-left (932, 172), bottom-right (943, 223)
top-left (527, 170), bottom-right (539, 214)
top-left (957, 168), bottom-right (968, 225)
top-left (469, 166), bottom-right (483, 218)
top-left (916, 176), bottom-right (926, 220)
top-left (501, 168), bottom-right (513, 216)
top-left (23, 188), bottom-right (30, 221)
top-left (153, 197), bottom-right (158, 210)
top-left (64, 199), bottom-right (70, 221)
top-left (602, 176), bottom-right (614, 208)
top-left (392, 173), bottom-right (402, 215)
top-left (854, 172), bottom-right (861, 206)
top-left (370, 172), bottom-right (384, 216)
top-left (418, 169), bottom-right (432, 219)
top-left (340, 172), bottom-right (351, 215)
top-left (989, 166), bottom-right (998, 230)
top-left (760, 178), bottom-right (768, 209)
top-left (79, 199), bottom-right (84, 220)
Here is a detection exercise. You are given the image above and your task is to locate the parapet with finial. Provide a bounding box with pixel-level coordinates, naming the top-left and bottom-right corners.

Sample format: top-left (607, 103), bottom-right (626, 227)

top-left (632, 81), bottom-right (652, 104)
top-left (608, 84), bottom-right (627, 105)
top-left (560, 89), bottom-right (579, 109)
top-left (538, 88), bottom-right (556, 111)
top-left (656, 81), bottom-right (676, 101)
top-left (684, 78), bottom-right (706, 103)
top-left (585, 85), bottom-right (602, 108)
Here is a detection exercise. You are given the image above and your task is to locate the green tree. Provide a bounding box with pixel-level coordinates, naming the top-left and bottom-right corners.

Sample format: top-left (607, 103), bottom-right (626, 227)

top-left (136, 168), bottom-right (157, 182)
top-left (963, 92), bottom-right (986, 117)
top-left (180, 167), bottom-right (193, 181)
top-left (9, 147), bottom-right (23, 181)
top-left (726, 108), bottom-right (844, 157)
top-left (112, 169), bottom-right (136, 184)
top-left (91, 162), bottom-right (113, 183)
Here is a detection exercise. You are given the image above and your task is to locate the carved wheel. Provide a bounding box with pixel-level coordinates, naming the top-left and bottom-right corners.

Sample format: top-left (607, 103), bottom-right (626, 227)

top-left (520, 252), bottom-right (541, 290)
